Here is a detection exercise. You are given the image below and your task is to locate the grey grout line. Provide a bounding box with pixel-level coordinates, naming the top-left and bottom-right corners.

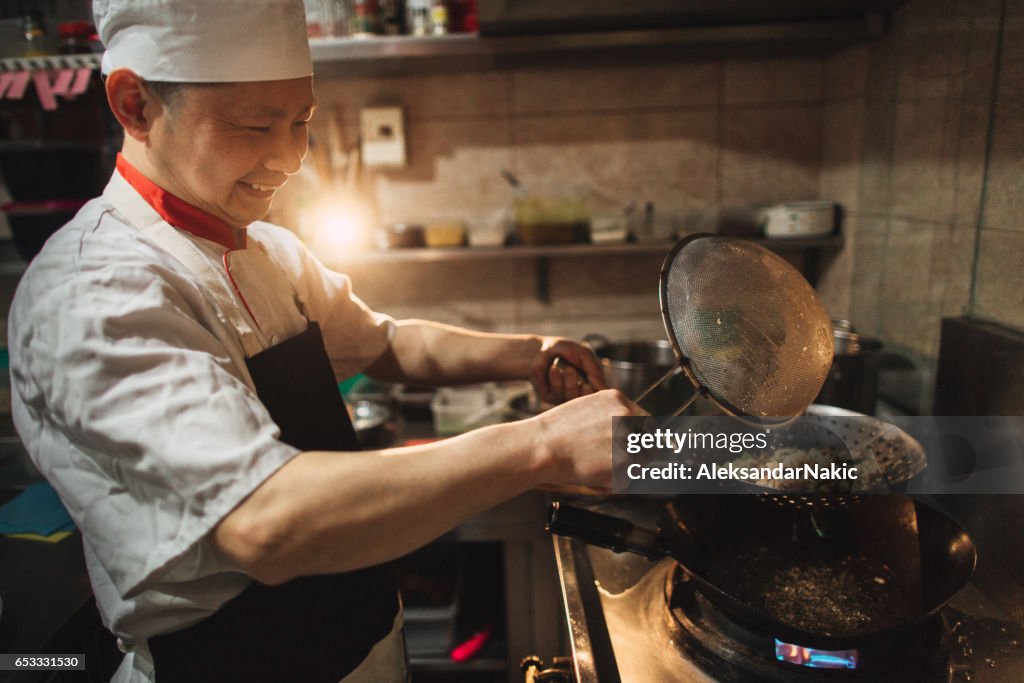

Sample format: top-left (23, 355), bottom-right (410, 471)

top-left (715, 57), bottom-right (725, 207)
top-left (968, 0), bottom-right (1008, 316)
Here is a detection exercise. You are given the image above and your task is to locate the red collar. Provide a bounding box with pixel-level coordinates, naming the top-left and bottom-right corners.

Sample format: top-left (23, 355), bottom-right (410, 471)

top-left (116, 153), bottom-right (244, 250)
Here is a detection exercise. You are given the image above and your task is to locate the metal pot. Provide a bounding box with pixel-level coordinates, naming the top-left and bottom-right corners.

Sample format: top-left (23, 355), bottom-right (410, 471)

top-left (816, 329), bottom-right (883, 415)
top-left (584, 335), bottom-right (673, 394)
top-left (584, 335), bottom-right (686, 414)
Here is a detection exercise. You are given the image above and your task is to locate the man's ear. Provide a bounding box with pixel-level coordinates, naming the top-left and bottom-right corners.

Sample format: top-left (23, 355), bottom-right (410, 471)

top-left (105, 69), bottom-right (164, 141)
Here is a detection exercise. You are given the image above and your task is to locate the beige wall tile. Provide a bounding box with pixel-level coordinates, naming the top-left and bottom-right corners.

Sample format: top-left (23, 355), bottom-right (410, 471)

top-left (864, 28), bottom-right (900, 103)
top-left (723, 57), bottom-right (823, 105)
top-left (953, 101), bottom-right (993, 226)
top-left (512, 61), bottom-right (719, 114)
top-left (964, 0), bottom-right (1004, 70)
top-left (849, 215), bottom-right (889, 335)
top-left (1004, 0), bottom-right (1024, 66)
top-left (721, 106), bottom-right (822, 205)
top-left (521, 317), bottom-right (667, 345)
top-left (888, 101), bottom-right (956, 222)
top-left (891, 0), bottom-right (971, 100)
top-left (313, 72), bottom-right (511, 122)
top-left (369, 119), bottom-right (515, 227)
top-left (973, 228), bottom-right (1024, 330)
top-left (928, 223), bottom-right (977, 319)
top-left (815, 215), bottom-right (856, 321)
top-left (513, 110), bottom-right (718, 214)
top-left (982, 58), bottom-right (1024, 232)
top-left (337, 259), bottom-right (523, 331)
top-left (857, 95), bottom-right (896, 216)
top-left (877, 219), bottom-right (939, 356)
top-left (820, 99), bottom-right (865, 211)
top-left (516, 254), bottom-right (665, 324)
top-left (825, 45), bottom-right (868, 101)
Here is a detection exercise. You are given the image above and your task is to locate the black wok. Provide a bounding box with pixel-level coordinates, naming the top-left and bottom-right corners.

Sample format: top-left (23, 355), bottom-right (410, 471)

top-left (547, 495), bottom-right (976, 651)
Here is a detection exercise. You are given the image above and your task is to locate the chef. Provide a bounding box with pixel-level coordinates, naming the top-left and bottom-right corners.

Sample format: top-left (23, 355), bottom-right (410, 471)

top-left (7, 0), bottom-right (641, 681)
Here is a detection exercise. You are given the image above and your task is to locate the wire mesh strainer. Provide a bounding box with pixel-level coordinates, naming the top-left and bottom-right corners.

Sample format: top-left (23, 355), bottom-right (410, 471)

top-left (756, 404), bottom-right (928, 508)
top-left (636, 234), bottom-right (834, 421)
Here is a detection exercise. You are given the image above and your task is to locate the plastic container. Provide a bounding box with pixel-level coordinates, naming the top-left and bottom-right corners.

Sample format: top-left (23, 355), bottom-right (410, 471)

top-left (397, 544), bottom-right (462, 658)
top-left (430, 383), bottom-right (503, 435)
top-left (380, 223), bottom-right (426, 249)
top-left (424, 221), bottom-right (466, 248)
top-left (512, 192), bottom-right (590, 245)
top-left (760, 201), bottom-right (836, 238)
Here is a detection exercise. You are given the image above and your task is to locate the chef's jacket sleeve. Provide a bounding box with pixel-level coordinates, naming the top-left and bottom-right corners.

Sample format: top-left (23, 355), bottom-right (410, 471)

top-left (10, 259), bottom-right (300, 598)
top-left (256, 225), bottom-right (395, 379)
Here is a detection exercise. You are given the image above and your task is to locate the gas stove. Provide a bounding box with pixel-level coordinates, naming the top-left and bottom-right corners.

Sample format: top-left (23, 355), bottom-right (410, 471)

top-left (551, 496), bottom-right (1024, 682)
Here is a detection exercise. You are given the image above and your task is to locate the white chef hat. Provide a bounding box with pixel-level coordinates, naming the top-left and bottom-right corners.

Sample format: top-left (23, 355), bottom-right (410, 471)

top-left (94, 0), bottom-right (313, 83)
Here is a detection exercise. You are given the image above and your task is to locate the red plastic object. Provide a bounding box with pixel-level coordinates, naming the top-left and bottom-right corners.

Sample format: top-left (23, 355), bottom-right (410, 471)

top-left (450, 625), bottom-right (493, 662)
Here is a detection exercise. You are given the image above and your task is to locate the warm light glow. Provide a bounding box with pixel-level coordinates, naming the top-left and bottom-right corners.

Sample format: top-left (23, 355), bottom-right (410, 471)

top-left (303, 198), bottom-right (374, 255)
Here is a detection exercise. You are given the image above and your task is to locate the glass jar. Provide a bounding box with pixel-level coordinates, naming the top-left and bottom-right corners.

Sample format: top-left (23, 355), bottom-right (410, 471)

top-left (351, 0), bottom-right (380, 37)
top-left (22, 13), bottom-right (50, 57)
top-left (407, 0), bottom-right (430, 36)
top-left (430, 0), bottom-right (448, 35)
top-left (58, 21), bottom-right (95, 55)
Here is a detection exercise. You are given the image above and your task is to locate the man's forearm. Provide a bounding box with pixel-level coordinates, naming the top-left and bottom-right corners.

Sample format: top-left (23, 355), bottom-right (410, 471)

top-left (212, 419), bottom-right (551, 583)
top-left (366, 319), bottom-right (543, 385)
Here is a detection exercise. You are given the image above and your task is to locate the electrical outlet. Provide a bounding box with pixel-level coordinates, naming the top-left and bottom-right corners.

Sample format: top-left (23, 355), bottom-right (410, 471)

top-left (360, 107), bottom-right (406, 167)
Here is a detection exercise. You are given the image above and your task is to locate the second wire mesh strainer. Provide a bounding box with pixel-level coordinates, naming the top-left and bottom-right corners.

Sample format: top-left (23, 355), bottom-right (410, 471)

top-left (636, 234), bottom-right (834, 420)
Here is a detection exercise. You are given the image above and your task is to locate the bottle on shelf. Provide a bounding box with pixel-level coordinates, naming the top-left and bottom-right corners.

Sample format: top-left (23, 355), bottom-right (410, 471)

top-left (379, 0), bottom-right (406, 35)
top-left (351, 0), bottom-right (381, 37)
top-left (22, 13), bottom-right (50, 57)
top-left (406, 0), bottom-right (430, 36)
top-left (430, 0), bottom-right (448, 35)
top-left (57, 21), bottom-right (96, 55)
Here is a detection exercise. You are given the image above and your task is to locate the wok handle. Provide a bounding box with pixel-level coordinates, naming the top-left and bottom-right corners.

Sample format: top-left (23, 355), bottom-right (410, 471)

top-left (546, 502), bottom-right (668, 560)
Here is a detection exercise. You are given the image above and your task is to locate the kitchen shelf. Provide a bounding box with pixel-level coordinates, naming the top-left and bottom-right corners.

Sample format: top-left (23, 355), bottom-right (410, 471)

top-left (310, 17), bottom-right (881, 73)
top-left (0, 53), bottom-right (101, 73)
top-left (310, 19), bottom-right (878, 60)
top-left (323, 241), bottom-right (671, 266)
top-left (323, 234), bottom-right (843, 303)
top-left (323, 234), bottom-right (843, 265)
top-left (0, 18), bottom-right (876, 77)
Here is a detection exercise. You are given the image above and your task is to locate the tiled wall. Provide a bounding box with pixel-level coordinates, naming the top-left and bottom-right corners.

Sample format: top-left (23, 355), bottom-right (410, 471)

top-left (818, 0), bottom-right (1023, 409)
top-left (275, 0), bottom-right (1022, 374)
top-left (276, 53), bottom-right (826, 341)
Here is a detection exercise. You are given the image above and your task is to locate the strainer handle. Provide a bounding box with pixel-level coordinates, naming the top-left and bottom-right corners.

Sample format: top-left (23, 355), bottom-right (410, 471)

top-left (632, 362), bottom-right (682, 405)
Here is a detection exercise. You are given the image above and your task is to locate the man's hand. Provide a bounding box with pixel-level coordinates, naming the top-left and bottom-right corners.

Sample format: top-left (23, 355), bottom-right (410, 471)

top-left (530, 337), bottom-right (608, 404)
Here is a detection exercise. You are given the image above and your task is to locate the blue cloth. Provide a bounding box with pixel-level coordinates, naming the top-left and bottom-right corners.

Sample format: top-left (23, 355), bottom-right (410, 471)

top-left (0, 481), bottom-right (75, 535)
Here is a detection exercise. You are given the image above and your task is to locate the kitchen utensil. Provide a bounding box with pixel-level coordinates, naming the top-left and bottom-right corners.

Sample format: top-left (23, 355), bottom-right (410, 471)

top-left (500, 169), bottom-right (589, 245)
top-left (816, 328), bottom-right (884, 415)
top-left (637, 234), bottom-right (833, 421)
top-left (760, 404), bottom-right (926, 507)
top-left (547, 494), bottom-right (976, 651)
top-left (347, 399), bottom-right (393, 445)
top-left (760, 200), bottom-right (837, 238)
top-left (583, 335), bottom-right (687, 414)
top-left (584, 335), bottom-right (677, 396)
top-left (424, 221), bottom-right (466, 247)
top-left (382, 223), bottom-right (426, 249)
top-left (431, 383), bottom-right (503, 435)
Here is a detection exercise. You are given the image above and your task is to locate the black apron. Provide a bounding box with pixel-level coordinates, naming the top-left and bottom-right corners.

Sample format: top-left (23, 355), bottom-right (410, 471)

top-left (148, 322), bottom-right (401, 682)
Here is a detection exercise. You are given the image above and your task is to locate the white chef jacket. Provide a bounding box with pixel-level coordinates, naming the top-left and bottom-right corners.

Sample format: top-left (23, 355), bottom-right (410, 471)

top-left (8, 169), bottom-right (406, 682)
